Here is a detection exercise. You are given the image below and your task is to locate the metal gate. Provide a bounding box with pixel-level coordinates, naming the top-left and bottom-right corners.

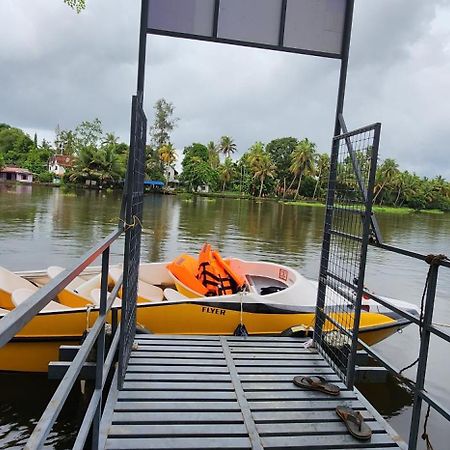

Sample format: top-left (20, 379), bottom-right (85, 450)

top-left (118, 94), bottom-right (147, 388)
top-left (314, 120), bottom-right (381, 388)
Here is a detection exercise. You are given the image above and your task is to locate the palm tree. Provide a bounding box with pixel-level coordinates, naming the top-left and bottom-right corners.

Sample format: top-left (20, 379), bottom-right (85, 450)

top-left (373, 158), bottom-right (399, 204)
top-left (158, 143), bottom-right (177, 166)
top-left (219, 136), bottom-right (237, 159)
top-left (207, 141), bottom-right (220, 169)
top-left (312, 153), bottom-right (330, 199)
top-left (102, 132), bottom-right (119, 147)
top-left (250, 152), bottom-right (276, 198)
top-left (289, 138), bottom-right (316, 200)
top-left (219, 157), bottom-right (235, 191)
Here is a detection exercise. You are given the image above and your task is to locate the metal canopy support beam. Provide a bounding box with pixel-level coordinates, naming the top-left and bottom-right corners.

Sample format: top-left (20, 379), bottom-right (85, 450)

top-left (334, 0), bottom-right (355, 136)
top-left (137, 0), bottom-right (149, 95)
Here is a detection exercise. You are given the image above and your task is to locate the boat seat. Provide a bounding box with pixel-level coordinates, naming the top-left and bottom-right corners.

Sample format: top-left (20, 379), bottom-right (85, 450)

top-left (47, 266), bottom-right (95, 307)
top-left (109, 267), bottom-right (164, 302)
top-left (12, 288), bottom-right (72, 312)
top-left (90, 289), bottom-right (122, 307)
top-left (163, 288), bottom-right (187, 302)
top-left (0, 266), bottom-right (39, 309)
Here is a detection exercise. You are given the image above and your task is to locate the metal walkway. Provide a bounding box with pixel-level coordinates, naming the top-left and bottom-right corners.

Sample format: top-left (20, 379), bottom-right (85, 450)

top-left (101, 335), bottom-right (404, 449)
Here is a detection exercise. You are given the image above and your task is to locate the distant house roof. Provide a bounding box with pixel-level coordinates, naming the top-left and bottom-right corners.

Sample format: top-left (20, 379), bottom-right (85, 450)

top-left (144, 180), bottom-right (164, 187)
top-left (50, 155), bottom-right (75, 167)
top-left (0, 166), bottom-right (32, 175)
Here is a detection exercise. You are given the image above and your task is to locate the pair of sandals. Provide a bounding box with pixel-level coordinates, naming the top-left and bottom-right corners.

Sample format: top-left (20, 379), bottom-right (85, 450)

top-left (293, 375), bottom-right (372, 441)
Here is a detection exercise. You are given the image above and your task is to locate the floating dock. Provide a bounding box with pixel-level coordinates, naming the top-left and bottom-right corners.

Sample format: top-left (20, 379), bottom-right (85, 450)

top-left (101, 335), bottom-right (404, 449)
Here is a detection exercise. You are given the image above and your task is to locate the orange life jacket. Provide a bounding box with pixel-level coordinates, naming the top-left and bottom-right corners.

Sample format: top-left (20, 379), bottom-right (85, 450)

top-left (166, 253), bottom-right (209, 296)
top-left (197, 244), bottom-right (246, 296)
top-left (196, 243), bottom-right (221, 296)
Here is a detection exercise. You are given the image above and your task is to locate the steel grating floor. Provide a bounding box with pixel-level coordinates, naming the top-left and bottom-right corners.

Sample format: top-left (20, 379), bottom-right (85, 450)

top-left (101, 335), bottom-right (405, 449)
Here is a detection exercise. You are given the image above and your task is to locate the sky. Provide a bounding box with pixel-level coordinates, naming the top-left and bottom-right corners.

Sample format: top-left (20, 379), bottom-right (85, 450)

top-left (0, 0), bottom-right (449, 178)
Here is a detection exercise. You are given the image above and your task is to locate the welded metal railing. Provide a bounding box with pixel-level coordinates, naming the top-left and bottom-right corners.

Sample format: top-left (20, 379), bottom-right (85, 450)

top-left (0, 229), bottom-right (123, 449)
top-left (361, 244), bottom-right (450, 450)
top-left (0, 94), bottom-right (146, 449)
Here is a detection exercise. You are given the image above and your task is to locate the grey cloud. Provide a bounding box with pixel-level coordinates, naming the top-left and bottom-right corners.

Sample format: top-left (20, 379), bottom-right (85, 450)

top-left (1, 0), bottom-right (449, 178)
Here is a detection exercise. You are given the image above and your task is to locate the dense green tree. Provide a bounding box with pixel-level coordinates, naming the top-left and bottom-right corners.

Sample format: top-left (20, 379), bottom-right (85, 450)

top-left (181, 143), bottom-right (219, 191)
top-left (75, 118), bottom-right (103, 149)
top-left (0, 126), bottom-right (34, 166)
top-left (150, 99), bottom-right (178, 149)
top-left (266, 137), bottom-right (298, 195)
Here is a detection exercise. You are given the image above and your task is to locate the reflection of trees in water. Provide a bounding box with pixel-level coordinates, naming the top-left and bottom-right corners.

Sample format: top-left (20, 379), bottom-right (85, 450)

top-left (175, 196), bottom-right (325, 263)
top-left (0, 184), bottom-right (37, 227)
top-left (51, 188), bottom-right (121, 246)
top-left (357, 374), bottom-right (413, 417)
top-left (141, 194), bottom-right (177, 262)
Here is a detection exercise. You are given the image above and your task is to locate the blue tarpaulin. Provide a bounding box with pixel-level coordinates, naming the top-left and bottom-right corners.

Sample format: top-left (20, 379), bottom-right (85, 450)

top-left (144, 180), bottom-right (164, 187)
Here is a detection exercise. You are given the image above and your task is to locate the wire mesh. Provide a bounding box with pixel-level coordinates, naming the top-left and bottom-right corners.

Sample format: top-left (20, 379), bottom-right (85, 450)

top-left (314, 123), bottom-right (380, 387)
top-left (118, 95), bottom-right (147, 387)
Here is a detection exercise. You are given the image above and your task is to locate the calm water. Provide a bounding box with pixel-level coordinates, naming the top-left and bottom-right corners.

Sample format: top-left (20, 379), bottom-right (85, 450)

top-left (0, 184), bottom-right (449, 449)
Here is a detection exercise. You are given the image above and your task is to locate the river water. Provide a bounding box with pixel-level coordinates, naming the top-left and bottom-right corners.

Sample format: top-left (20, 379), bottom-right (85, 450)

top-left (0, 184), bottom-right (449, 449)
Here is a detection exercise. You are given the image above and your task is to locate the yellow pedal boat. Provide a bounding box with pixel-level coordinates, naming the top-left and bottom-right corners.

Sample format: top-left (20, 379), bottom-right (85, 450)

top-left (0, 258), bottom-right (418, 373)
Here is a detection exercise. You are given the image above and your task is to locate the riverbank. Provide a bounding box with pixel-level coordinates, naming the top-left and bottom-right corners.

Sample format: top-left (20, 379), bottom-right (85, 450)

top-left (180, 191), bottom-right (447, 214)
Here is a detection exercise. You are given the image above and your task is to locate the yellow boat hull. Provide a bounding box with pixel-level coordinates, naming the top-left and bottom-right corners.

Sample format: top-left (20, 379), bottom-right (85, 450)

top-left (0, 301), bottom-right (406, 372)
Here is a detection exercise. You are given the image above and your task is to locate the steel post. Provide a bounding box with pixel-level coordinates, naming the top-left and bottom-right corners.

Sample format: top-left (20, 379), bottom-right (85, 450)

top-left (408, 263), bottom-right (439, 450)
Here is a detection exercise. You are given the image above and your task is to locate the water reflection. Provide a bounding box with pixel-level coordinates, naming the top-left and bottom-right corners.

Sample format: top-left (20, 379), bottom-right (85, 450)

top-left (358, 375), bottom-right (414, 417)
top-left (1, 187), bottom-right (450, 448)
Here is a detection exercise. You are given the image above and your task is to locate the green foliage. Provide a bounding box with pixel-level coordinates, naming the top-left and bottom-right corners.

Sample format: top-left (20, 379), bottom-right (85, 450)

top-left (38, 171), bottom-right (54, 183)
top-left (75, 118), bottom-right (103, 149)
top-left (180, 143), bottom-right (219, 191)
top-left (64, 0), bottom-right (86, 13)
top-left (150, 99), bottom-right (178, 149)
top-left (266, 137), bottom-right (298, 186)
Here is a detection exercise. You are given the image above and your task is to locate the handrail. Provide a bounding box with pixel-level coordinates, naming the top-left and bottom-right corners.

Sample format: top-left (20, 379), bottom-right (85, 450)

top-left (24, 273), bottom-right (123, 450)
top-left (357, 242), bottom-right (449, 450)
top-left (0, 228), bottom-right (123, 348)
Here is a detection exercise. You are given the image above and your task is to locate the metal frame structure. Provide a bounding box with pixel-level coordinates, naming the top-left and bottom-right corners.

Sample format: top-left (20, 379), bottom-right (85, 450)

top-left (118, 94), bottom-right (147, 388)
top-left (314, 120), bottom-right (381, 388)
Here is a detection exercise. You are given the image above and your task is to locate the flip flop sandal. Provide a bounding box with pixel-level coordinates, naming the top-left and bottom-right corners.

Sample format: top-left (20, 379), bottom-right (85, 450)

top-left (336, 405), bottom-right (372, 441)
top-left (292, 375), bottom-right (340, 396)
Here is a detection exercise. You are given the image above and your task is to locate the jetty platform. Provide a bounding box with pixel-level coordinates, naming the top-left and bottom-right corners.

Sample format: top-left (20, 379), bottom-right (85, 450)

top-left (100, 335), bottom-right (404, 450)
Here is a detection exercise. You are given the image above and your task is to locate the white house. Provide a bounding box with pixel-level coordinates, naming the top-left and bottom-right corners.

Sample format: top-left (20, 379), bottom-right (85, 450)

top-left (48, 155), bottom-right (74, 177)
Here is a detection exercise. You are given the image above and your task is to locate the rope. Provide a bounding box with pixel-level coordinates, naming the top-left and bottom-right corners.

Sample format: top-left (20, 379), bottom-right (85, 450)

top-left (398, 253), bottom-right (447, 377)
top-left (118, 215), bottom-right (143, 231)
top-left (422, 404), bottom-right (434, 450)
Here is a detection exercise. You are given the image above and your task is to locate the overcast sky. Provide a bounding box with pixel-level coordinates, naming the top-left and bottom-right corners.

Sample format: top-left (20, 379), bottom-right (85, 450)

top-left (1, 0), bottom-right (449, 178)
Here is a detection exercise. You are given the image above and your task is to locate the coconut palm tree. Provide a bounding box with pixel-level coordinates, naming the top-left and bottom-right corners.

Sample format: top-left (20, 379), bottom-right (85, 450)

top-left (312, 153), bottom-right (330, 199)
top-left (219, 157), bottom-right (235, 191)
top-left (289, 138), bottom-right (316, 200)
top-left (373, 158), bottom-right (399, 204)
top-left (207, 141), bottom-right (220, 169)
top-left (219, 136), bottom-right (237, 159)
top-left (250, 152), bottom-right (276, 198)
top-left (102, 132), bottom-right (119, 147)
top-left (158, 143), bottom-right (177, 166)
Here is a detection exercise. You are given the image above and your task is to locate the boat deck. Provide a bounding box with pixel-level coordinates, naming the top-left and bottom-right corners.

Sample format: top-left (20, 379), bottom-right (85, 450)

top-left (101, 335), bottom-right (405, 449)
